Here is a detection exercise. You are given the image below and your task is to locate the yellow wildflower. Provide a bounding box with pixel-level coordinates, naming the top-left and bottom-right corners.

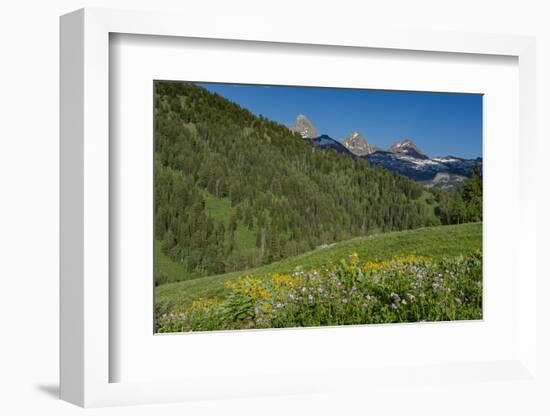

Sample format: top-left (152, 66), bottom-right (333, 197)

top-left (271, 273), bottom-right (300, 290)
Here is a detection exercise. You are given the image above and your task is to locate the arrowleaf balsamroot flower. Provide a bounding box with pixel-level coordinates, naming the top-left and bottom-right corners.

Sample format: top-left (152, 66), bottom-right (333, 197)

top-left (156, 250), bottom-right (482, 332)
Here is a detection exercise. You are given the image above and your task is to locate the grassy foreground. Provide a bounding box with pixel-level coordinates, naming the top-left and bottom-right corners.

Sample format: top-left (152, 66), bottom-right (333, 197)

top-left (157, 249), bottom-right (482, 332)
top-left (155, 223), bottom-right (482, 315)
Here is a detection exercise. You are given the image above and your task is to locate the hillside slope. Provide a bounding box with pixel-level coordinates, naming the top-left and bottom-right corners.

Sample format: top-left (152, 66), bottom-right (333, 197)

top-left (155, 81), bottom-right (441, 282)
top-left (155, 222), bottom-right (482, 311)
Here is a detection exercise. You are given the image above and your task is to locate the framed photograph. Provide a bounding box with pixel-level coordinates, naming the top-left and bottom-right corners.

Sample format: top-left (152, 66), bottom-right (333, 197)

top-left (60, 8), bottom-right (538, 408)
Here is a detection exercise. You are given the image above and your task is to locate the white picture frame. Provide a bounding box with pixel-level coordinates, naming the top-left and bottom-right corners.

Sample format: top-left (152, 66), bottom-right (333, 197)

top-left (60, 7), bottom-right (538, 408)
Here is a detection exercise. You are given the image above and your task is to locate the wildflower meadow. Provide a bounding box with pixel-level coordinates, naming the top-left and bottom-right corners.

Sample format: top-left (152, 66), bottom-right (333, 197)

top-left (156, 249), bottom-right (482, 332)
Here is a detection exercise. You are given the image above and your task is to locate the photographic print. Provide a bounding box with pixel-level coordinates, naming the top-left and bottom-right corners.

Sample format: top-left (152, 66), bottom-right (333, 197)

top-left (154, 81), bottom-right (483, 333)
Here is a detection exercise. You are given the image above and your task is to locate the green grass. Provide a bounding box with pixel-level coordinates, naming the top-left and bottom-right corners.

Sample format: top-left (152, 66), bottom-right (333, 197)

top-left (203, 192), bottom-right (232, 223)
top-left (156, 250), bottom-right (482, 332)
top-left (203, 192), bottom-right (256, 250)
top-left (154, 240), bottom-right (195, 284)
top-left (155, 222), bottom-right (482, 311)
top-left (419, 190), bottom-right (439, 221)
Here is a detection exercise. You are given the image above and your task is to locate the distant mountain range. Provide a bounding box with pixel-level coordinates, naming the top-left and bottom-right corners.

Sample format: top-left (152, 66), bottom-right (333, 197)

top-left (290, 115), bottom-right (482, 186)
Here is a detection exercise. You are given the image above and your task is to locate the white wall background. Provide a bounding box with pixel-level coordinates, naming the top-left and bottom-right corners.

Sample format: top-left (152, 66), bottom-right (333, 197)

top-left (0, 1), bottom-right (548, 415)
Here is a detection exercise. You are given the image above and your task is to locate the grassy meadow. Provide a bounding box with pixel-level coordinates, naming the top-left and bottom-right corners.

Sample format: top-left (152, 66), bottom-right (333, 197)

top-left (155, 222), bottom-right (482, 331)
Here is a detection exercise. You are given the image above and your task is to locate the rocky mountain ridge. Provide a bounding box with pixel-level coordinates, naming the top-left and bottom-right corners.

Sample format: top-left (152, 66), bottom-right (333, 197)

top-left (341, 131), bottom-right (379, 156)
top-left (290, 114), bottom-right (318, 139)
top-left (289, 114), bottom-right (482, 184)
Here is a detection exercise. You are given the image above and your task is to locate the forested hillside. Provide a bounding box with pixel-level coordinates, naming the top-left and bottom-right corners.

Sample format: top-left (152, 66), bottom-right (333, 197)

top-left (432, 163), bottom-right (483, 224)
top-left (155, 82), bottom-right (447, 283)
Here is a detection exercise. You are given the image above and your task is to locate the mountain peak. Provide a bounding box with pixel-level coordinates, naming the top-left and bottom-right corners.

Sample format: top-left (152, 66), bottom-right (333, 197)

top-left (290, 114), bottom-right (318, 139)
top-left (390, 138), bottom-right (418, 151)
top-left (389, 139), bottom-right (426, 158)
top-left (342, 131), bottom-right (378, 156)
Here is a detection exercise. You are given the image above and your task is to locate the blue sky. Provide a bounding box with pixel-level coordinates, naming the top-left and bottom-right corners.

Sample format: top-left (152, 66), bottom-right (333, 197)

top-left (199, 82), bottom-right (483, 159)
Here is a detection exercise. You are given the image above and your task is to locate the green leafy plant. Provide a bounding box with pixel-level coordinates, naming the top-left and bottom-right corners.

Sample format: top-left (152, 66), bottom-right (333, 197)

top-left (156, 250), bottom-right (482, 332)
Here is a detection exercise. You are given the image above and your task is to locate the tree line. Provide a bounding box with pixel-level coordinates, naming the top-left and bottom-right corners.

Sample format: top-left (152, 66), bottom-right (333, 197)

top-left (431, 163), bottom-right (482, 225)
